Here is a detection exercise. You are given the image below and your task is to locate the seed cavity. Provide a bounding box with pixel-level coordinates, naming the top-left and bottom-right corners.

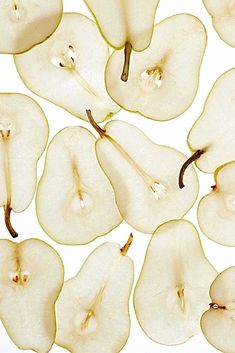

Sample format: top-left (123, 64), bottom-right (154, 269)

top-left (176, 285), bottom-right (185, 312)
top-left (8, 0), bottom-right (26, 22)
top-left (51, 44), bottom-right (76, 70)
top-left (0, 123), bottom-right (12, 140)
top-left (11, 272), bottom-right (30, 285)
top-left (81, 309), bottom-right (94, 329)
top-left (140, 66), bottom-right (164, 90)
top-left (150, 182), bottom-right (167, 201)
top-left (73, 308), bottom-right (98, 336)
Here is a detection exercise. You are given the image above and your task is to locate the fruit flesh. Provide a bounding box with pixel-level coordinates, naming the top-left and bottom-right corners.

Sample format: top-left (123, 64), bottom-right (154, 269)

top-left (201, 267), bottom-right (235, 353)
top-left (91, 117), bottom-right (198, 233)
top-left (0, 94), bottom-right (49, 236)
top-left (203, 0), bottom-right (235, 47)
top-left (56, 240), bottom-right (134, 353)
top-left (198, 161), bottom-right (235, 246)
top-left (188, 68), bottom-right (235, 173)
top-left (134, 220), bottom-right (217, 345)
top-left (36, 126), bottom-right (121, 245)
top-left (0, 239), bottom-right (64, 353)
top-left (105, 14), bottom-right (207, 121)
top-left (0, 0), bottom-right (63, 54)
top-left (84, 0), bottom-right (160, 50)
top-left (14, 13), bottom-right (119, 122)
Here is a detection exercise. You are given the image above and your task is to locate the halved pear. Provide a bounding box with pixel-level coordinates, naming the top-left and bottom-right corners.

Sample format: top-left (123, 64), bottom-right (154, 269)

top-left (203, 0), bottom-right (235, 47)
top-left (198, 161), bottom-right (235, 246)
top-left (0, 93), bottom-right (49, 238)
top-left (84, 0), bottom-right (160, 81)
top-left (134, 220), bottom-right (217, 345)
top-left (36, 126), bottom-right (122, 245)
top-left (105, 14), bottom-right (206, 121)
top-left (0, 0), bottom-right (63, 54)
top-left (14, 13), bottom-right (119, 122)
top-left (55, 235), bottom-right (134, 353)
top-left (87, 110), bottom-right (198, 234)
top-left (0, 238), bottom-right (64, 353)
top-left (201, 266), bottom-right (235, 353)
top-left (179, 68), bottom-right (235, 188)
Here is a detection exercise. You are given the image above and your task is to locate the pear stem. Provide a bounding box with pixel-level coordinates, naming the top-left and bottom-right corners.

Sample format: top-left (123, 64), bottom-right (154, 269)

top-left (4, 205), bottom-right (18, 238)
top-left (211, 185), bottom-right (218, 191)
top-left (121, 42), bottom-right (132, 82)
top-left (86, 110), bottom-right (106, 138)
top-left (121, 233), bottom-right (133, 256)
top-left (178, 150), bottom-right (204, 189)
top-left (209, 302), bottom-right (227, 310)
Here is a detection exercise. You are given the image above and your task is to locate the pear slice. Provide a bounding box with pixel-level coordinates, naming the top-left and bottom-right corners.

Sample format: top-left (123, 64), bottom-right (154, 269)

top-left (36, 126), bottom-right (122, 245)
top-left (179, 68), bottom-right (235, 188)
top-left (87, 110), bottom-right (198, 234)
top-left (0, 0), bottom-right (62, 54)
top-left (14, 13), bottom-right (120, 123)
top-left (0, 93), bottom-right (49, 238)
top-left (0, 238), bottom-right (64, 353)
top-left (84, 0), bottom-right (160, 81)
top-left (105, 14), bottom-right (206, 120)
top-left (201, 266), bottom-right (235, 353)
top-left (134, 220), bottom-right (217, 345)
top-left (198, 161), bottom-right (235, 246)
top-left (203, 0), bottom-right (235, 47)
top-left (55, 235), bottom-right (134, 353)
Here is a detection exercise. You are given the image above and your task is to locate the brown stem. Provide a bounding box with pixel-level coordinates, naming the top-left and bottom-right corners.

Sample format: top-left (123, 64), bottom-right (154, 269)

top-left (121, 42), bottom-right (132, 82)
top-left (179, 150), bottom-right (204, 189)
top-left (121, 233), bottom-right (133, 256)
top-left (209, 302), bottom-right (227, 310)
top-left (4, 205), bottom-right (18, 238)
top-left (86, 110), bottom-right (106, 138)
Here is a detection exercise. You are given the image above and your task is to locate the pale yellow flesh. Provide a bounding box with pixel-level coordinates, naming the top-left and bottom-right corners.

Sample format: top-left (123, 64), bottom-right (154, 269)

top-left (198, 161), bottom-right (235, 246)
top-left (188, 68), bottom-right (235, 173)
top-left (84, 0), bottom-right (160, 50)
top-left (95, 120), bottom-right (198, 234)
top-left (203, 0), bottom-right (235, 47)
top-left (14, 13), bottom-right (119, 123)
top-left (105, 14), bottom-right (206, 121)
top-left (0, 239), bottom-right (64, 353)
top-left (0, 0), bottom-right (63, 54)
top-left (0, 93), bottom-right (48, 213)
top-left (201, 267), bottom-right (235, 353)
top-left (56, 242), bottom-right (134, 353)
top-left (134, 220), bottom-right (217, 345)
top-left (36, 126), bottom-right (121, 245)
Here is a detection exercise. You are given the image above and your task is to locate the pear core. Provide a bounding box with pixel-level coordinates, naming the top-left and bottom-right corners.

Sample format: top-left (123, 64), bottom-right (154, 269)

top-left (86, 110), bottom-right (168, 201)
top-left (7, 0), bottom-right (27, 23)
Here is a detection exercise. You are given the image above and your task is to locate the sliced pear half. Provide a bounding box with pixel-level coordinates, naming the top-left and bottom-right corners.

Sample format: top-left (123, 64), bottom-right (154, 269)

top-left (87, 110), bottom-right (198, 234)
top-left (134, 220), bottom-right (217, 345)
top-left (0, 238), bottom-right (64, 353)
top-left (55, 235), bottom-right (134, 353)
top-left (14, 13), bottom-right (119, 122)
top-left (0, 93), bottom-right (49, 238)
top-left (201, 266), bottom-right (235, 353)
top-left (198, 161), bottom-right (235, 246)
top-left (84, 0), bottom-right (160, 81)
top-left (203, 0), bottom-right (235, 47)
top-left (105, 14), bottom-right (206, 121)
top-left (0, 0), bottom-right (63, 54)
top-left (179, 68), bottom-right (235, 188)
top-left (36, 126), bottom-right (122, 245)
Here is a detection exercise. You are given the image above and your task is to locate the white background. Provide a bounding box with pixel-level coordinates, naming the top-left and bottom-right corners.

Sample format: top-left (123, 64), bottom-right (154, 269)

top-left (0, 0), bottom-right (234, 352)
